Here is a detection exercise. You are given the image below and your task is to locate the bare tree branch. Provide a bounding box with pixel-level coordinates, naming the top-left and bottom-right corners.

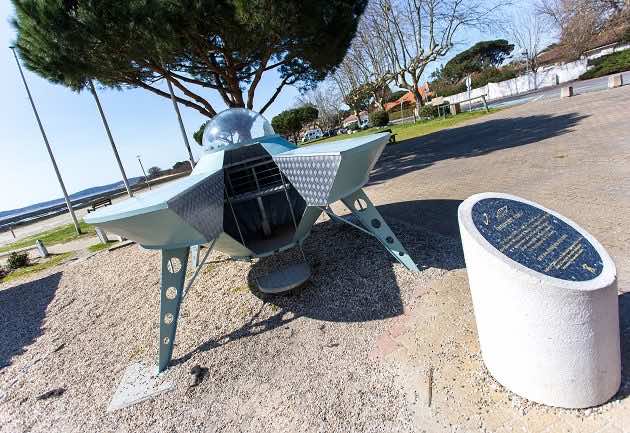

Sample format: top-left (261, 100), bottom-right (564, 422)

top-left (508, 10), bottom-right (547, 82)
top-left (131, 79), bottom-right (216, 117)
top-left (259, 75), bottom-right (291, 114)
top-left (367, 0), bottom-right (504, 116)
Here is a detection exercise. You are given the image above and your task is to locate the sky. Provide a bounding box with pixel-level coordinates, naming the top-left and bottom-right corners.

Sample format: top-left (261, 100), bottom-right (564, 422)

top-left (0, 1), bottom-right (538, 212)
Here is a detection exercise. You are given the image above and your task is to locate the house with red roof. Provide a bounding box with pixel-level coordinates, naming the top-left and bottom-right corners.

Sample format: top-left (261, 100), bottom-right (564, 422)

top-left (383, 83), bottom-right (432, 112)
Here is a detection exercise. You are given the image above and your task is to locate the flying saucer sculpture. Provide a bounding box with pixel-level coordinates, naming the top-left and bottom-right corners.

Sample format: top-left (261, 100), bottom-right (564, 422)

top-left (85, 108), bottom-right (418, 372)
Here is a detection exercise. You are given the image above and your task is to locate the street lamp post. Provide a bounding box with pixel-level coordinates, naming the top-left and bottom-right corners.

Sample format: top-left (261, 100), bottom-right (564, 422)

top-left (466, 75), bottom-right (472, 113)
top-left (136, 155), bottom-right (151, 190)
top-left (10, 46), bottom-right (82, 235)
top-left (88, 80), bottom-right (133, 198)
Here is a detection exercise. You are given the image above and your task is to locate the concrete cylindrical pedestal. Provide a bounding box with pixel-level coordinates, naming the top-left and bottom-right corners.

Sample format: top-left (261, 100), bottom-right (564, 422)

top-left (561, 86), bottom-right (573, 98)
top-left (449, 102), bottom-right (461, 115)
top-left (95, 227), bottom-right (109, 244)
top-left (608, 74), bottom-right (623, 88)
top-left (35, 240), bottom-right (49, 258)
top-left (458, 192), bottom-right (620, 408)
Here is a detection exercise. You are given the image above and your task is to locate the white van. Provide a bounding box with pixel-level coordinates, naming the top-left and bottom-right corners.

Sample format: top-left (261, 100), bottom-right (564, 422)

top-left (301, 128), bottom-right (323, 143)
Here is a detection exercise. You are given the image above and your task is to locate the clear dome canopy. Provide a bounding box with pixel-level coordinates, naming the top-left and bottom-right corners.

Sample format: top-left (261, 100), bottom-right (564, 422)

top-left (202, 108), bottom-right (275, 153)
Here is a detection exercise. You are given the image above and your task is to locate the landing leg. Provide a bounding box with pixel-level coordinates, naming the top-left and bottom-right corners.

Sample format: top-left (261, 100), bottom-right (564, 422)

top-left (190, 244), bottom-right (200, 268)
top-left (341, 189), bottom-right (419, 272)
top-left (158, 247), bottom-right (190, 372)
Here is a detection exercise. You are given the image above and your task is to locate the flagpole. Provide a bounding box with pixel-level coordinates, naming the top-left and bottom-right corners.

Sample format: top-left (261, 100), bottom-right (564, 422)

top-left (88, 80), bottom-right (133, 197)
top-left (10, 46), bottom-right (82, 235)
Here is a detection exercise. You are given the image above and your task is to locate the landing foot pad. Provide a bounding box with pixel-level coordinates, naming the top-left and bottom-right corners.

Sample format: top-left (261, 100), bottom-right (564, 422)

top-left (256, 263), bottom-right (311, 294)
top-left (107, 362), bottom-right (174, 412)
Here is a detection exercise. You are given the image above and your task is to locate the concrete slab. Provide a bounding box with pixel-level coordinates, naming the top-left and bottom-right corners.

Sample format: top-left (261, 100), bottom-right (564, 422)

top-left (107, 362), bottom-right (174, 412)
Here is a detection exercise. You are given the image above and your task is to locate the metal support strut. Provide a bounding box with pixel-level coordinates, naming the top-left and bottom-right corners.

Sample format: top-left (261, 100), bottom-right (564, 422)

top-left (158, 247), bottom-right (190, 372)
top-left (339, 188), bottom-right (419, 272)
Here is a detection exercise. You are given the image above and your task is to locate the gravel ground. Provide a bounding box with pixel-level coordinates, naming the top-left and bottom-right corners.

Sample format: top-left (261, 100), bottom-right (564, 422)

top-left (3, 87), bottom-right (629, 432)
top-left (0, 215), bottom-right (462, 433)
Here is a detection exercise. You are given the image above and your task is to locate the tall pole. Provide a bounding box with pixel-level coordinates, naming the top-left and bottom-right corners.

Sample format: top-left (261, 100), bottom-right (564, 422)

top-left (165, 74), bottom-right (195, 170)
top-left (137, 155), bottom-right (151, 190)
top-left (10, 47), bottom-right (82, 235)
top-left (88, 80), bottom-right (133, 197)
top-left (523, 49), bottom-right (531, 92)
top-left (466, 75), bottom-right (472, 113)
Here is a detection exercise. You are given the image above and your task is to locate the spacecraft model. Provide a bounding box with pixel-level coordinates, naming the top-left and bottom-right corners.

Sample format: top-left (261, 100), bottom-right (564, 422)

top-left (85, 108), bottom-right (418, 372)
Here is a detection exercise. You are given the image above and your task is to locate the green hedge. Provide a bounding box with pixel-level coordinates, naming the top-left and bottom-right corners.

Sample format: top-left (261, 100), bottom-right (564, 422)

top-left (580, 49), bottom-right (630, 80)
top-left (419, 104), bottom-right (439, 118)
top-left (431, 66), bottom-right (521, 97)
top-left (7, 252), bottom-right (29, 270)
top-left (369, 110), bottom-right (389, 126)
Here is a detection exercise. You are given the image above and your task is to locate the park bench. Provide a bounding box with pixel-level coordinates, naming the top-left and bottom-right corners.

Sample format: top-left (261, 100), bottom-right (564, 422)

top-left (87, 197), bottom-right (112, 213)
top-left (381, 128), bottom-right (398, 144)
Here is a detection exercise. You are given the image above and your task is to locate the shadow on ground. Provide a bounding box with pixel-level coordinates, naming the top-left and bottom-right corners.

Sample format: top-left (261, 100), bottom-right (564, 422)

top-left (616, 292), bottom-right (630, 401)
top-left (0, 272), bottom-right (61, 370)
top-left (370, 112), bottom-right (587, 185)
top-left (378, 199), bottom-right (464, 241)
top-left (173, 199), bottom-right (464, 367)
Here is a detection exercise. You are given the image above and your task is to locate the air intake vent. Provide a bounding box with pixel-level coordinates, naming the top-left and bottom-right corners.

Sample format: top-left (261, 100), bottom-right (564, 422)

top-left (225, 154), bottom-right (284, 202)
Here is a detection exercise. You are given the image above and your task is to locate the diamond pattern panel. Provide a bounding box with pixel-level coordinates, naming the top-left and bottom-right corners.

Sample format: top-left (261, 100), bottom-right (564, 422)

top-left (274, 155), bottom-right (342, 206)
top-left (167, 170), bottom-right (224, 241)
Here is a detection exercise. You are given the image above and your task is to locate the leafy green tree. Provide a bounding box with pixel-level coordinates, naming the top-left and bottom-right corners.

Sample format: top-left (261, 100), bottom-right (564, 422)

top-left (147, 166), bottom-right (162, 179)
top-left (12, 0), bottom-right (368, 117)
top-left (193, 121), bottom-right (210, 146)
top-left (172, 161), bottom-right (192, 172)
top-left (440, 40), bottom-right (515, 84)
top-left (271, 106), bottom-right (318, 143)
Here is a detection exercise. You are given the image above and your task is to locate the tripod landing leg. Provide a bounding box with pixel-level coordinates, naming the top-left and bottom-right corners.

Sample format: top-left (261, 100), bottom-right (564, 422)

top-left (341, 189), bottom-right (419, 272)
top-left (158, 247), bottom-right (190, 372)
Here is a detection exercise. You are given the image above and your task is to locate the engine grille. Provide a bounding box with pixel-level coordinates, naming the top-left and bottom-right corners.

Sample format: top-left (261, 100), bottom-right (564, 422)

top-left (224, 155), bottom-right (284, 202)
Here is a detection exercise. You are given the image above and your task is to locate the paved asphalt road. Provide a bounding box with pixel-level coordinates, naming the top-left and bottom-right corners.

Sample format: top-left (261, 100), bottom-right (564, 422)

top-left (392, 70), bottom-right (630, 124)
top-left (466, 70), bottom-right (630, 111)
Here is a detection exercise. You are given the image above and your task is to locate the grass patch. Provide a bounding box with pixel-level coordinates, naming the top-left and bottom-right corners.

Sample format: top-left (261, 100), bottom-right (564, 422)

top-left (88, 241), bottom-right (116, 253)
top-left (316, 110), bottom-right (497, 145)
top-left (1, 252), bottom-right (74, 283)
top-left (0, 221), bottom-right (94, 253)
top-left (580, 50), bottom-right (630, 80)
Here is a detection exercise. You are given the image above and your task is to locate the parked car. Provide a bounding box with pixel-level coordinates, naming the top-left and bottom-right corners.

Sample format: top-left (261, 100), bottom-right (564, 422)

top-left (359, 118), bottom-right (370, 129)
top-left (337, 127), bottom-right (347, 135)
top-left (301, 128), bottom-right (323, 143)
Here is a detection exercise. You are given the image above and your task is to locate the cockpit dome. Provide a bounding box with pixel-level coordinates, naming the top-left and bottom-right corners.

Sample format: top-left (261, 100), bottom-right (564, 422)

top-left (201, 108), bottom-right (275, 153)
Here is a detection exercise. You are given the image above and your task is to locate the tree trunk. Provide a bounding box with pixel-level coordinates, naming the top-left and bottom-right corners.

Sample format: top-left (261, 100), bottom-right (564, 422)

top-left (373, 92), bottom-right (384, 111)
top-left (412, 86), bottom-right (424, 118)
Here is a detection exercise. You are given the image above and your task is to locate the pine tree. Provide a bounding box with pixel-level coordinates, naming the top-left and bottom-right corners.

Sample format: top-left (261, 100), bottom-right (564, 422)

top-left (12, 0), bottom-right (368, 117)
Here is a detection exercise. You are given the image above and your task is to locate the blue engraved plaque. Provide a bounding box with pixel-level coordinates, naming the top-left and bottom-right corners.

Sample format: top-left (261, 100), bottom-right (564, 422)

top-left (471, 198), bottom-right (603, 281)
